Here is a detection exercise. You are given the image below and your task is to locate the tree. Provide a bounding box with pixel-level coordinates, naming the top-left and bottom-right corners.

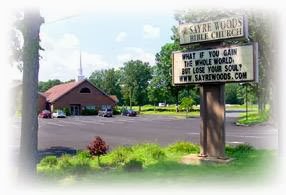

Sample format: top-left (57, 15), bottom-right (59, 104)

top-left (120, 60), bottom-right (151, 111)
top-left (87, 136), bottom-right (109, 167)
top-left (147, 68), bottom-right (165, 111)
top-left (18, 9), bottom-right (44, 179)
top-left (180, 97), bottom-right (194, 118)
top-left (38, 79), bottom-right (62, 92)
top-left (89, 68), bottom-right (122, 103)
top-left (9, 11), bottom-right (23, 71)
top-left (150, 43), bottom-right (182, 110)
top-left (225, 83), bottom-right (244, 104)
top-left (89, 70), bottom-right (105, 90)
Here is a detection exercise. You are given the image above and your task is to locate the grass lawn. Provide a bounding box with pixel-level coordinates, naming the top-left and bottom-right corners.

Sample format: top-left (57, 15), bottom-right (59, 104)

top-left (37, 142), bottom-right (277, 187)
top-left (119, 104), bottom-right (262, 118)
top-left (237, 108), bottom-right (270, 125)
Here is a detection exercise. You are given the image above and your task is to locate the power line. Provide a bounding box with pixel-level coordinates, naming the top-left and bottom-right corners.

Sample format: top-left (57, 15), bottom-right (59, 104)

top-left (45, 14), bottom-right (81, 25)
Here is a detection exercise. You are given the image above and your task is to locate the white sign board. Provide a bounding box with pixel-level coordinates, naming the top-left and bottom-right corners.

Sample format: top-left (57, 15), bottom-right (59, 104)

top-left (172, 43), bottom-right (258, 85)
top-left (179, 16), bottom-right (248, 44)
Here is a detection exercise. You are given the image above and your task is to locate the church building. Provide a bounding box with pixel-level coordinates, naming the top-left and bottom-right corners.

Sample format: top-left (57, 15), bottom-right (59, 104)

top-left (39, 52), bottom-right (117, 115)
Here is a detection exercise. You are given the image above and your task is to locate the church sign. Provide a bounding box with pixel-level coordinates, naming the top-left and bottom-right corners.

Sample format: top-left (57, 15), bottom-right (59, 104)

top-left (172, 43), bottom-right (258, 85)
top-left (178, 16), bottom-right (248, 44)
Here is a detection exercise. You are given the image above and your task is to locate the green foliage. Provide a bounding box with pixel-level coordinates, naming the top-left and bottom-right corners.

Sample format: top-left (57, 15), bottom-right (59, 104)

top-left (37, 142), bottom-right (274, 183)
top-left (63, 107), bottom-right (71, 116)
top-left (130, 144), bottom-right (166, 165)
top-left (120, 60), bottom-right (152, 108)
top-left (167, 141), bottom-right (200, 154)
top-left (38, 79), bottom-right (63, 92)
top-left (179, 97), bottom-right (194, 112)
top-left (39, 156), bottom-right (58, 168)
top-left (89, 68), bottom-right (122, 104)
top-left (112, 106), bottom-right (121, 115)
top-left (226, 144), bottom-right (255, 157)
top-left (123, 159), bottom-right (143, 172)
top-left (57, 154), bottom-right (72, 170)
top-left (81, 109), bottom-right (98, 115)
top-left (237, 109), bottom-right (270, 125)
top-left (225, 83), bottom-right (244, 104)
top-left (237, 83), bottom-right (257, 105)
top-left (148, 43), bottom-right (182, 105)
top-left (106, 146), bottom-right (134, 167)
top-left (102, 143), bottom-right (166, 168)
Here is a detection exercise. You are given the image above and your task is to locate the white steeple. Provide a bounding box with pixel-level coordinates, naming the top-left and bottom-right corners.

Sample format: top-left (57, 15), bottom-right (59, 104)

top-left (77, 50), bottom-right (85, 81)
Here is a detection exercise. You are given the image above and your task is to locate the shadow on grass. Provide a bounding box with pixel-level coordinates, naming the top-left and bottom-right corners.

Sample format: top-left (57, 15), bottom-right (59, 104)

top-left (37, 146), bottom-right (77, 163)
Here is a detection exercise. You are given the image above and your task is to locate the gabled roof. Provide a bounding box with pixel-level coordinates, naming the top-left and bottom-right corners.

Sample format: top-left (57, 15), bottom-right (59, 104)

top-left (109, 95), bottom-right (119, 103)
top-left (44, 79), bottom-right (116, 103)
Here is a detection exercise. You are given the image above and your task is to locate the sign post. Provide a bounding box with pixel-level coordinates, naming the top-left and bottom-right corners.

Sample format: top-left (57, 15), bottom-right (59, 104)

top-left (173, 16), bottom-right (257, 160)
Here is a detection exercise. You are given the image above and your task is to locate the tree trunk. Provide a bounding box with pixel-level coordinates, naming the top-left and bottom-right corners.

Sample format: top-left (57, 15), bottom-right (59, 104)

top-left (19, 9), bottom-right (44, 180)
top-left (176, 88), bottom-right (179, 112)
top-left (97, 156), bottom-right (101, 167)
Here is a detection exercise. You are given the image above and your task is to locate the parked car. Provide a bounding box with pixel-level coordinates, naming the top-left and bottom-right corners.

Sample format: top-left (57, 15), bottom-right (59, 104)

top-left (158, 102), bottom-right (166, 107)
top-left (121, 109), bottom-right (137, 117)
top-left (39, 110), bottom-right (52, 118)
top-left (52, 110), bottom-right (66, 118)
top-left (98, 108), bottom-right (113, 117)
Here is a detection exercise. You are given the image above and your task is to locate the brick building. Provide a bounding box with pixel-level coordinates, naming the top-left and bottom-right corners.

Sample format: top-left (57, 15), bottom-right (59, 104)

top-left (40, 79), bottom-right (116, 115)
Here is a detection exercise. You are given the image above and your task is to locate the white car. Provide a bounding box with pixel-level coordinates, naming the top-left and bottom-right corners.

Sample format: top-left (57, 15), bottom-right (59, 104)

top-left (52, 110), bottom-right (66, 118)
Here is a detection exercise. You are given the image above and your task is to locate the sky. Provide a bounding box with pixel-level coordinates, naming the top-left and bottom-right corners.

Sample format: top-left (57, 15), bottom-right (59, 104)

top-left (18, 7), bottom-right (177, 81)
top-left (10, 0), bottom-right (282, 82)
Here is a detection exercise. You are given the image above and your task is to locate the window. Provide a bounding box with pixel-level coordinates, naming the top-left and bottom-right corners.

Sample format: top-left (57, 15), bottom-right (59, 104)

top-left (80, 87), bottom-right (91, 93)
top-left (85, 105), bottom-right (96, 110)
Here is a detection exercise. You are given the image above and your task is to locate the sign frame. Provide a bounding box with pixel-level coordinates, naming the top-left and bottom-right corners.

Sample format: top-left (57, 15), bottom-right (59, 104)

top-left (178, 16), bottom-right (249, 45)
top-left (172, 42), bottom-right (258, 86)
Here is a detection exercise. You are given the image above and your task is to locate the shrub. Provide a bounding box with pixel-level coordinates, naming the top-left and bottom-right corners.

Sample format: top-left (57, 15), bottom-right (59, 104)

top-left (63, 107), bottom-right (71, 116)
top-left (234, 144), bottom-right (255, 153)
top-left (87, 136), bottom-right (109, 166)
top-left (123, 159), bottom-right (143, 172)
top-left (151, 148), bottom-right (166, 160)
top-left (57, 155), bottom-right (72, 170)
top-left (113, 107), bottom-right (121, 115)
top-left (81, 109), bottom-right (98, 115)
top-left (72, 153), bottom-right (91, 167)
top-left (226, 144), bottom-right (255, 157)
top-left (167, 141), bottom-right (200, 154)
top-left (76, 150), bottom-right (92, 159)
top-left (57, 152), bottom-right (92, 175)
top-left (39, 156), bottom-right (58, 168)
top-left (131, 143), bottom-right (166, 165)
top-left (106, 146), bottom-right (133, 167)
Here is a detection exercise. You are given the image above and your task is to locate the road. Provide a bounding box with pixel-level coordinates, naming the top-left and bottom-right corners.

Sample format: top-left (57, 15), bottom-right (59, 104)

top-left (10, 112), bottom-right (278, 152)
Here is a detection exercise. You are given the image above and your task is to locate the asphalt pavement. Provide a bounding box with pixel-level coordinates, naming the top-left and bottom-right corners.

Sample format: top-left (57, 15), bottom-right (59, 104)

top-left (9, 111), bottom-right (278, 152)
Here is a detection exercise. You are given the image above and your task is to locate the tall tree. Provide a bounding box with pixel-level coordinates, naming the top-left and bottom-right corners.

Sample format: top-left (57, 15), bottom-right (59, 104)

top-left (152, 43), bottom-right (182, 106)
top-left (121, 60), bottom-right (151, 111)
top-left (18, 9), bottom-right (44, 179)
top-left (89, 70), bottom-right (105, 90)
top-left (89, 68), bottom-right (122, 103)
top-left (38, 79), bottom-right (62, 92)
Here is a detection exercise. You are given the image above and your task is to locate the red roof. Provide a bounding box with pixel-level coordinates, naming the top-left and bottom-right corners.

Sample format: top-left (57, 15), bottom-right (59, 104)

top-left (109, 95), bottom-right (119, 103)
top-left (44, 80), bottom-right (83, 102)
top-left (44, 79), bottom-right (116, 104)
